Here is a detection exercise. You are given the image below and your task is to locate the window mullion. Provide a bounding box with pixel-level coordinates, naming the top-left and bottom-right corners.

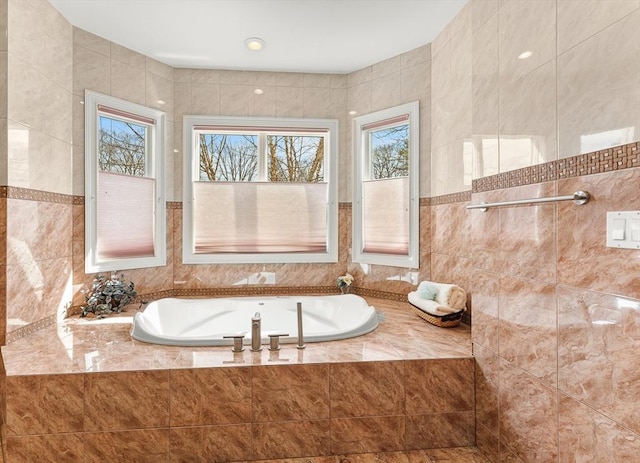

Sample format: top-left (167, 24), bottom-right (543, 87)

top-left (258, 132), bottom-right (267, 181)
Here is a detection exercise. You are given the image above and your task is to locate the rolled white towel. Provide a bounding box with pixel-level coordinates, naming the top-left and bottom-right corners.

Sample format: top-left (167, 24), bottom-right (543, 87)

top-left (417, 281), bottom-right (467, 310)
top-left (408, 291), bottom-right (461, 316)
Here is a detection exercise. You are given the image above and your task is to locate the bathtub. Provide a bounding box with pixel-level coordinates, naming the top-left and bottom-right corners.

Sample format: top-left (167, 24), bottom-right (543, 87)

top-left (130, 294), bottom-right (379, 346)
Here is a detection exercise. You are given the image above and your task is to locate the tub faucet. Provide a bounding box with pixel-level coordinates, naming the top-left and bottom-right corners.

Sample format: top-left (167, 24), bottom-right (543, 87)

top-left (251, 312), bottom-right (262, 351)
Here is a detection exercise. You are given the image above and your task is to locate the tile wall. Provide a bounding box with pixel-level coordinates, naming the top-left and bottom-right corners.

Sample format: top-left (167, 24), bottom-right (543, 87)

top-left (432, 1), bottom-right (640, 461)
top-left (4, 358), bottom-right (474, 461)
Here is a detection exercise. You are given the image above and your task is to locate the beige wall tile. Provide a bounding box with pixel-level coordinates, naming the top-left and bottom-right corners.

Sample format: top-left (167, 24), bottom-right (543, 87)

top-left (371, 72), bottom-right (401, 112)
top-left (110, 60), bottom-right (145, 105)
top-left (557, 10), bottom-right (640, 159)
top-left (72, 44), bottom-right (110, 97)
top-left (557, 0), bottom-right (640, 54)
top-left (498, 0), bottom-right (556, 87)
top-left (111, 42), bottom-right (145, 69)
top-left (276, 86), bottom-right (304, 117)
top-left (499, 60), bottom-right (557, 171)
top-left (72, 27), bottom-right (110, 57)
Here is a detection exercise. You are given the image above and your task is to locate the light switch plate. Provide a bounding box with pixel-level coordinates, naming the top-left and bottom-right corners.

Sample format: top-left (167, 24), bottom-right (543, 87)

top-left (606, 211), bottom-right (640, 249)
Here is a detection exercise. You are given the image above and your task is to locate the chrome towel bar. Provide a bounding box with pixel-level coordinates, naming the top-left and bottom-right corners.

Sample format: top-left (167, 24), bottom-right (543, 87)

top-left (466, 190), bottom-right (590, 211)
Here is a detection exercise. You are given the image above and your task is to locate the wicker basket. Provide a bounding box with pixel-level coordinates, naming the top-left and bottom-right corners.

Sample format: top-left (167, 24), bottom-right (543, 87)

top-left (410, 303), bottom-right (464, 328)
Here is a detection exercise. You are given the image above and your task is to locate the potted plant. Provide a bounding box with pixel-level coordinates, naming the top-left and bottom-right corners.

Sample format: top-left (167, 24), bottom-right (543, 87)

top-left (336, 272), bottom-right (354, 294)
top-left (81, 272), bottom-right (137, 318)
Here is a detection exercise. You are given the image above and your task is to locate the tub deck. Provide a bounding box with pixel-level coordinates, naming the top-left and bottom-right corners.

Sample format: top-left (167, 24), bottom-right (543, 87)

top-left (0, 297), bottom-right (476, 462)
top-left (2, 296), bottom-right (472, 375)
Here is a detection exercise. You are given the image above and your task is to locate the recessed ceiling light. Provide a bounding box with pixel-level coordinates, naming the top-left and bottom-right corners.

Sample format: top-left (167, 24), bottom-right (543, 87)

top-left (254, 88), bottom-right (264, 95)
top-left (518, 50), bottom-right (533, 60)
top-left (245, 37), bottom-right (265, 51)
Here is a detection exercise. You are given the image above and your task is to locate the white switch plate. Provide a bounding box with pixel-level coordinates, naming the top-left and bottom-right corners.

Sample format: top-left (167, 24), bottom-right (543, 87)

top-left (606, 211), bottom-right (640, 249)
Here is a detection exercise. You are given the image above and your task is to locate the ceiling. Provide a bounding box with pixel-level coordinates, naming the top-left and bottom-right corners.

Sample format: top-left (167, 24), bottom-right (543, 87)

top-left (49, 0), bottom-right (467, 74)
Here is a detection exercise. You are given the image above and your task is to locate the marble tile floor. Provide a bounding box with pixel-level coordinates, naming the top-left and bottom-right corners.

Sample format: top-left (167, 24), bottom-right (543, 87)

top-left (1, 296), bottom-right (473, 375)
top-left (246, 447), bottom-right (490, 463)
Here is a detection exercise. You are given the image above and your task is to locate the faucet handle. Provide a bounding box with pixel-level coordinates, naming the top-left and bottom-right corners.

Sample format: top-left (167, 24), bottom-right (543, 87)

top-left (223, 333), bottom-right (246, 353)
top-left (268, 333), bottom-right (289, 351)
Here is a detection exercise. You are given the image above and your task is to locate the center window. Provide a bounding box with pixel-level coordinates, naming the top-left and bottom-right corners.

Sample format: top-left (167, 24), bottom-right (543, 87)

top-left (183, 116), bottom-right (338, 264)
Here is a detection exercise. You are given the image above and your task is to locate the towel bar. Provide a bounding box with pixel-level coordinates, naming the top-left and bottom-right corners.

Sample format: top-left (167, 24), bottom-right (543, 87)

top-left (466, 190), bottom-right (590, 211)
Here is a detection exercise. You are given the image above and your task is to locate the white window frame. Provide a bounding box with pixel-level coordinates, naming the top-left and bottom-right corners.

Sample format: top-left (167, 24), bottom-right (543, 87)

top-left (353, 101), bottom-right (419, 268)
top-left (84, 90), bottom-right (166, 272)
top-left (183, 115), bottom-right (338, 264)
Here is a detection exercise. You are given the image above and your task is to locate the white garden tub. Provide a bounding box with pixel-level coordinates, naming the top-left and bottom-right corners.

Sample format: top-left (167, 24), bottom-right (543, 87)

top-left (130, 294), bottom-right (379, 346)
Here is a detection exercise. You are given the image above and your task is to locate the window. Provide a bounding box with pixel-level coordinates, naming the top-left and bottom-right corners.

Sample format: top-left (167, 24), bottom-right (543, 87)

top-left (353, 101), bottom-right (419, 267)
top-left (183, 116), bottom-right (338, 264)
top-left (85, 90), bottom-right (166, 272)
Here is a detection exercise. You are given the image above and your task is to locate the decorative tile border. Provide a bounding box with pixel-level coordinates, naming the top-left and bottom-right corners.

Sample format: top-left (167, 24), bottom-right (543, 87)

top-left (473, 141), bottom-right (640, 193)
top-left (6, 314), bottom-right (58, 344)
top-left (430, 190), bottom-right (472, 206)
top-left (0, 186), bottom-right (74, 204)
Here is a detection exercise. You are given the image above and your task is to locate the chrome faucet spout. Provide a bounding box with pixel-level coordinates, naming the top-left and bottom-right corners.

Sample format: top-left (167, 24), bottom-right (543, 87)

top-left (251, 312), bottom-right (262, 351)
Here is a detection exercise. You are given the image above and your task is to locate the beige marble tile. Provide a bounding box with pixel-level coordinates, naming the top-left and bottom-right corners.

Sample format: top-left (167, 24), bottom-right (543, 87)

top-left (146, 56), bottom-right (173, 81)
top-left (84, 429), bottom-right (170, 463)
top-left (472, 0), bottom-right (498, 32)
top-left (6, 434), bottom-right (84, 463)
top-left (346, 81), bottom-right (372, 117)
top-left (111, 42), bottom-right (145, 69)
top-left (303, 87), bottom-right (332, 118)
top-left (6, 374), bottom-right (83, 435)
top-left (252, 420), bottom-right (330, 460)
top-left (170, 366), bottom-right (251, 426)
top-left (558, 393), bottom-right (640, 463)
top-left (400, 59), bottom-right (430, 105)
top-left (330, 361), bottom-right (404, 418)
top-left (557, 0), bottom-right (640, 54)
top-left (169, 424), bottom-right (251, 463)
top-left (558, 9), bottom-right (640, 159)
top-left (498, 0), bottom-right (556, 87)
top-left (191, 68), bottom-right (219, 84)
top-left (557, 169), bottom-right (640, 298)
top-left (276, 86), bottom-right (304, 117)
top-left (72, 43), bottom-right (110, 97)
top-left (499, 275), bottom-right (557, 386)
top-left (557, 286), bottom-right (640, 435)
top-left (499, 359), bottom-right (558, 463)
top-left (84, 370), bottom-right (170, 431)
top-left (72, 26), bottom-right (110, 57)
top-left (145, 72), bottom-right (174, 122)
top-left (431, 202), bottom-right (471, 257)
top-left (499, 59), bottom-right (557, 171)
top-left (371, 72), bottom-right (401, 112)
top-left (110, 59), bottom-right (145, 105)
top-left (331, 416), bottom-right (405, 454)
top-left (190, 82), bottom-right (220, 115)
top-left (471, 13), bottom-right (499, 179)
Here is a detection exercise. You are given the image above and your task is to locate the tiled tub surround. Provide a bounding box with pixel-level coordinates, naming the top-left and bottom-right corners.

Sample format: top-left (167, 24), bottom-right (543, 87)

top-left (432, 161), bottom-right (640, 461)
top-left (1, 297), bottom-right (475, 462)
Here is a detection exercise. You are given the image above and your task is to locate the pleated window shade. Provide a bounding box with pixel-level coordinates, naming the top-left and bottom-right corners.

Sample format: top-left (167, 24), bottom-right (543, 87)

top-left (97, 171), bottom-right (155, 259)
top-left (362, 177), bottom-right (409, 255)
top-left (193, 181), bottom-right (327, 253)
